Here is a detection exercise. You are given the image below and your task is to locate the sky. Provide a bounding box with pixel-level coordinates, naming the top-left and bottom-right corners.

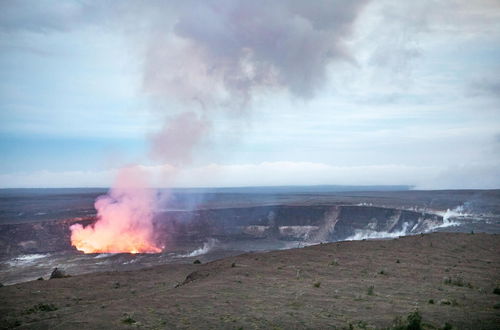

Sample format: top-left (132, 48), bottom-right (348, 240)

top-left (0, 0), bottom-right (499, 189)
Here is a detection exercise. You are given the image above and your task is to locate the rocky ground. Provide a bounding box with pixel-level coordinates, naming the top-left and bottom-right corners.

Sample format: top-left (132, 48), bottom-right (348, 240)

top-left (1, 232), bottom-right (499, 329)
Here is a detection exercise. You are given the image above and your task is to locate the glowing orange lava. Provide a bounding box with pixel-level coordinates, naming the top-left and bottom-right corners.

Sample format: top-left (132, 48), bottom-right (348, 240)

top-left (70, 223), bottom-right (162, 254)
top-left (70, 167), bottom-right (163, 254)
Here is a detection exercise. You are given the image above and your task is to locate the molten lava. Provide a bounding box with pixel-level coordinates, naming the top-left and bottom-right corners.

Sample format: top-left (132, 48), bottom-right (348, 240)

top-left (70, 222), bottom-right (162, 254)
top-left (70, 167), bottom-right (163, 254)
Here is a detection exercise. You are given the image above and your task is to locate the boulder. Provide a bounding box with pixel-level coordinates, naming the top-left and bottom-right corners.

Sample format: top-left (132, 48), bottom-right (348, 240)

top-left (50, 267), bottom-right (70, 279)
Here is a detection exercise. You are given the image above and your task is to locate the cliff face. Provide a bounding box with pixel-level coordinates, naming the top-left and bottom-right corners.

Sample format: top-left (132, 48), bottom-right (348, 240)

top-left (0, 206), bottom-right (443, 256)
top-left (331, 206), bottom-right (443, 240)
top-left (155, 205), bottom-right (443, 244)
top-left (0, 218), bottom-right (94, 256)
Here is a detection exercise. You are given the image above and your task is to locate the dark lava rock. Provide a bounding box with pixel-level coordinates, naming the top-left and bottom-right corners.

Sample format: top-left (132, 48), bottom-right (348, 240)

top-left (50, 267), bottom-right (70, 279)
top-left (177, 270), bottom-right (210, 287)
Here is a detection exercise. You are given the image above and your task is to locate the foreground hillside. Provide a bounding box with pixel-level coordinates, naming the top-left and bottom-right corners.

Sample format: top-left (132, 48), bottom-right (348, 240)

top-left (1, 232), bottom-right (499, 329)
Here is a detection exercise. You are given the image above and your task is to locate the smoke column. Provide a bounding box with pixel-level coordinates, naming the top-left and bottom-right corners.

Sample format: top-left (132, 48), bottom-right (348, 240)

top-left (70, 167), bottom-right (162, 253)
top-left (71, 0), bottom-right (369, 253)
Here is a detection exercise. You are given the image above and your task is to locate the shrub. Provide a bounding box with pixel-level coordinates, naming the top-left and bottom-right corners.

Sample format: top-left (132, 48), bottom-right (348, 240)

top-left (122, 314), bottom-right (136, 324)
top-left (2, 319), bottom-right (21, 328)
top-left (391, 310), bottom-right (422, 330)
top-left (443, 276), bottom-right (472, 288)
top-left (313, 281), bottom-right (321, 288)
top-left (428, 299), bottom-right (434, 304)
top-left (367, 285), bottom-right (374, 296)
top-left (493, 287), bottom-right (500, 295)
top-left (442, 322), bottom-right (453, 330)
top-left (406, 310), bottom-right (422, 330)
top-left (24, 303), bottom-right (58, 314)
top-left (193, 259), bottom-right (201, 264)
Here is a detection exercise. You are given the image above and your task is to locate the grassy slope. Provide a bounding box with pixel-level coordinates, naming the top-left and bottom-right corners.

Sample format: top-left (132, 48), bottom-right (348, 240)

top-left (1, 232), bottom-right (499, 329)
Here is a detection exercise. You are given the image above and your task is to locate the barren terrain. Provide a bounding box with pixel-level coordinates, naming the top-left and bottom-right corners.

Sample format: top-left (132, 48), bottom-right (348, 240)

top-left (1, 232), bottom-right (499, 329)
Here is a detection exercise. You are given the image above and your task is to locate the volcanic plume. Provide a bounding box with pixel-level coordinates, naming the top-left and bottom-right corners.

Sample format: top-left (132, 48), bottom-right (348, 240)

top-left (70, 167), bottom-right (162, 254)
top-left (70, 0), bottom-right (369, 253)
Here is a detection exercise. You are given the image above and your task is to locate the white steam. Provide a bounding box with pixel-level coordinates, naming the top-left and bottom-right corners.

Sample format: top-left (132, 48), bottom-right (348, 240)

top-left (344, 222), bottom-right (411, 241)
top-left (179, 238), bottom-right (219, 258)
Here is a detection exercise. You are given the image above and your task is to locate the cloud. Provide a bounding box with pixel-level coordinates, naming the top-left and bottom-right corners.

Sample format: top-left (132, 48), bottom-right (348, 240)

top-left (1, 1), bottom-right (499, 190)
top-left (0, 169), bottom-right (116, 188)
top-left (351, 0), bottom-right (500, 85)
top-left (141, 0), bottom-right (370, 108)
top-left (3, 161), bottom-right (498, 189)
top-left (1, 0), bottom-right (371, 103)
top-left (0, 0), bottom-right (93, 33)
top-left (422, 162), bottom-right (500, 190)
top-left (137, 0), bottom-right (371, 165)
top-left (468, 76), bottom-right (500, 99)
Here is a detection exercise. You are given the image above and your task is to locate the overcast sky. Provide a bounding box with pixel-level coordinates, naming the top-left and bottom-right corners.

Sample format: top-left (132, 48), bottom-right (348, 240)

top-left (0, 0), bottom-right (499, 189)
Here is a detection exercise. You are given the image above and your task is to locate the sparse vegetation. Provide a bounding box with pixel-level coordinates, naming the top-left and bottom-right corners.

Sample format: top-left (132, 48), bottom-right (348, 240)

top-left (1, 319), bottom-right (21, 328)
top-left (356, 320), bottom-right (368, 329)
top-left (442, 322), bottom-right (453, 330)
top-left (330, 259), bottom-right (339, 266)
top-left (439, 298), bottom-right (456, 307)
top-left (287, 301), bottom-right (303, 310)
top-left (24, 303), bottom-right (58, 314)
top-left (122, 314), bottom-right (136, 324)
top-left (390, 310), bottom-right (422, 330)
top-left (1, 232), bottom-right (497, 329)
top-left (443, 276), bottom-right (472, 288)
top-left (367, 285), bottom-right (374, 296)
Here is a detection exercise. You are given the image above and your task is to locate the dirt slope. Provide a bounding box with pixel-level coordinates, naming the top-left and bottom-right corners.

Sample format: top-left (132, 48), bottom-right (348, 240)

top-left (1, 232), bottom-right (499, 329)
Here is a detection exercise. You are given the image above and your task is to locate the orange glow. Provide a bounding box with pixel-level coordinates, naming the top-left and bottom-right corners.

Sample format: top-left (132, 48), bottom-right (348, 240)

top-left (70, 166), bottom-right (163, 254)
top-left (70, 223), bottom-right (162, 254)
